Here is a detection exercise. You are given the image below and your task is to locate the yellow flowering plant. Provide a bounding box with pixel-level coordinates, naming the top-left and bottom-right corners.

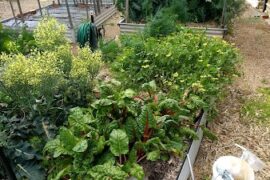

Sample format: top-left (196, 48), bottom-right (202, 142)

top-left (0, 18), bottom-right (102, 110)
top-left (34, 17), bottom-right (68, 51)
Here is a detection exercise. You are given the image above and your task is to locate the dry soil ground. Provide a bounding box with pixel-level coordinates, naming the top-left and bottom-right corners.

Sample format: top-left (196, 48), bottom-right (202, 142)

top-left (193, 5), bottom-right (270, 180)
top-left (0, 0), bottom-right (51, 20)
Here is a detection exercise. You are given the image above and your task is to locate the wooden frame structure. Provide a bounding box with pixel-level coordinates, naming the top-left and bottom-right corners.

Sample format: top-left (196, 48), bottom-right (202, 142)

top-left (7, 0), bottom-right (105, 29)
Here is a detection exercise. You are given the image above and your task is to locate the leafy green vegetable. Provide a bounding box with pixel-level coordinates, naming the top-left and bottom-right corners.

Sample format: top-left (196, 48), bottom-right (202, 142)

top-left (109, 129), bottom-right (129, 156)
top-left (88, 163), bottom-right (128, 180)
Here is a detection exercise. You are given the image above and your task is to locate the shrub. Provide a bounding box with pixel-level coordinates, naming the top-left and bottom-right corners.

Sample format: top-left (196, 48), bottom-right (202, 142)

top-left (0, 23), bottom-right (36, 54)
top-left (145, 9), bottom-right (177, 37)
top-left (113, 30), bottom-right (239, 113)
top-left (0, 51), bottom-right (65, 106)
top-left (0, 18), bottom-right (103, 180)
top-left (34, 17), bottom-right (68, 51)
top-left (116, 0), bottom-right (244, 24)
top-left (0, 19), bottom-right (102, 110)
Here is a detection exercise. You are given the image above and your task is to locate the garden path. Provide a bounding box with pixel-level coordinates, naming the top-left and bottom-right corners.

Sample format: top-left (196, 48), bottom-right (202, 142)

top-left (193, 5), bottom-right (270, 180)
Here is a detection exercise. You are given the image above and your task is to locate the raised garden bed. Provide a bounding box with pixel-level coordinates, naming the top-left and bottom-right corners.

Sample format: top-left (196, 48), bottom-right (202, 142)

top-left (118, 19), bottom-right (227, 38)
top-left (144, 110), bottom-right (207, 180)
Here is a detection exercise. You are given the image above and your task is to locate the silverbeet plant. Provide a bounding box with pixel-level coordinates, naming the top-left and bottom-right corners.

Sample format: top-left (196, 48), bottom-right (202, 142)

top-left (44, 80), bottom-right (197, 179)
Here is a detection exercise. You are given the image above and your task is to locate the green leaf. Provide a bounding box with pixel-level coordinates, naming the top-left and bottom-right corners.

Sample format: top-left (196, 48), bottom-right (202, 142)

top-left (146, 150), bottom-right (160, 161)
top-left (109, 129), bottom-right (129, 156)
top-left (44, 139), bottom-right (60, 152)
top-left (159, 99), bottom-right (180, 112)
top-left (68, 108), bottom-right (95, 132)
top-left (93, 136), bottom-right (106, 154)
top-left (92, 99), bottom-right (115, 107)
top-left (202, 127), bottom-right (218, 141)
top-left (142, 80), bottom-right (157, 92)
top-left (88, 163), bottom-right (128, 180)
top-left (125, 117), bottom-right (141, 141)
top-left (180, 127), bottom-right (198, 140)
top-left (59, 127), bottom-right (78, 151)
top-left (137, 106), bottom-right (156, 134)
top-left (129, 163), bottom-right (144, 180)
top-left (72, 139), bottom-right (88, 152)
top-left (123, 162), bottom-right (144, 180)
top-left (51, 166), bottom-right (71, 180)
top-left (123, 89), bottom-right (136, 98)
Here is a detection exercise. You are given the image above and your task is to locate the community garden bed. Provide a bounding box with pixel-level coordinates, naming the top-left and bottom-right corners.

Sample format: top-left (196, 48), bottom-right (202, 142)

top-left (0, 9), bottom-right (239, 179)
top-left (118, 19), bottom-right (227, 38)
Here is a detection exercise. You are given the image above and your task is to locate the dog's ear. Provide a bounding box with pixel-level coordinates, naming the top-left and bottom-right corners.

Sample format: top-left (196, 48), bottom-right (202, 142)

top-left (241, 150), bottom-right (265, 172)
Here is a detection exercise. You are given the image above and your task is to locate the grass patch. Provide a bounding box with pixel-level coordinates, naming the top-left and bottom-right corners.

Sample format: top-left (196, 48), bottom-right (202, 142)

top-left (242, 88), bottom-right (270, 126)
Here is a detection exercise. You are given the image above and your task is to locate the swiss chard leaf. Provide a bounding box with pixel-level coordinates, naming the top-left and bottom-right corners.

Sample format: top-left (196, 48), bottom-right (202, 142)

top-left (109, 129), bottom-right (129, 156)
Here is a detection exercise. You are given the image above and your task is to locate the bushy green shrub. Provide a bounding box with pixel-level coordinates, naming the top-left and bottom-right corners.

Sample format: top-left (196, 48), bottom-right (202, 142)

top-left (116, 0), bottom-right (244, 24)
top-left (145, 9), bottom-right (177, 37)
top-left (113, 30), bottom-right (239, 113)
top-left (0, 19), bottom-right (102, 110)
top-left (0, 18), bottom-right (102, 180)
top-left (0, 23), bottom-right (36, 54)
top-left (116, 0), bottom-right (169, 22)
top-left (99, 40), bottom-right (121, 62)
top-left (34, 17), bottom-right (68, 51)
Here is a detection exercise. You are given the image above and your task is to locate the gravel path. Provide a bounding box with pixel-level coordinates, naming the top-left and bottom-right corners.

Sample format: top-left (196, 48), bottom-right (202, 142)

top-left (193, 5), bottom-right (270, 180)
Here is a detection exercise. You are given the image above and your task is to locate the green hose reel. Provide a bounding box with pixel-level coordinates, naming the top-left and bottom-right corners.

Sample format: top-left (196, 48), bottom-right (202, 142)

top-left (77, 22), bottom-right (98, 50)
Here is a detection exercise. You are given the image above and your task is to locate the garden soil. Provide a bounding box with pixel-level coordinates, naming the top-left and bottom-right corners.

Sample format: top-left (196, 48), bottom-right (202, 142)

top-left (193, 5), bottom-right (270, 180)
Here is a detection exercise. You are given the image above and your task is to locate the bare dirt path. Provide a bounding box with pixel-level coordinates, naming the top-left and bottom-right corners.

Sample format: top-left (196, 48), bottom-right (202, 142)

top-left (193, 5), bottom-right (270, 180)
top-left (0, 0), bottom-right (51, 20)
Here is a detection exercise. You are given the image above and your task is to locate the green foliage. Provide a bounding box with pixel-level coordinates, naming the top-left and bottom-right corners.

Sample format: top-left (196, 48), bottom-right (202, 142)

top-left (145, 9), bottom-right (177, 37)
top-left (0, 23), bottom-right (36, 54)
top-left (88, 163), bottom-right (128, 180)
top-left (0, 18), bottom-right (102, 180)
top-left (116, 0), bottom-right (169, 22)
top-left (34, 17), bottom-right (68, 51)
top-left (109, 129), bottom-right (129, 156)
top-left (0, 115), bottom-right (47, 180)
top-left (242, 88), bottom-right (270, 126)
top-left (44, 80), bottom-right (195, 178)
top-left (116, 0), bottom-right (244, 24)
top-left (0, 35), bottom-right (102, 111)
top-left (113, 31), bottom-right (239, 114)
top-left (0, 14), bottom-right (240, 180)
top-left (100, 40), bottom-right (121, 62)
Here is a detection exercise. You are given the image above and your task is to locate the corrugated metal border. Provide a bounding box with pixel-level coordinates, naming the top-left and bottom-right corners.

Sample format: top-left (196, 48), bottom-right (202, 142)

top-left (177, 111), bottom-right (208, 180)
top-left (95, 5), bottom-right (117, 27)
top-left (118, 19), bottom-right (227, 38)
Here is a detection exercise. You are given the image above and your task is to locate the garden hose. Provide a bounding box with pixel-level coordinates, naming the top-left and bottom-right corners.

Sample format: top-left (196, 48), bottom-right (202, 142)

top-left (77, 22), bottom-right (98, 50)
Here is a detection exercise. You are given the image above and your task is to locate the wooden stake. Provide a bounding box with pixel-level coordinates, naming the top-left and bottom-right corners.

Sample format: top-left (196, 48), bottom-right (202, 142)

top-left (65, 0), bottom-right (73, 28)
top-left (16, 0), bottom-right (24, 22)
top-left (221, 0), bottom-right (227, 28)
top-left (96, 0), bottom-right (101, 14)
top-left (125, 0), bottom-right (129, 23)
top-left (86, 0), bottom-right (89, 20)
top-left (37, 0), bottom-right (43, 16)
top-left (93, 0), bottom-right (98, 15)
top-left (8, 0), bottom-right (17, 24)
